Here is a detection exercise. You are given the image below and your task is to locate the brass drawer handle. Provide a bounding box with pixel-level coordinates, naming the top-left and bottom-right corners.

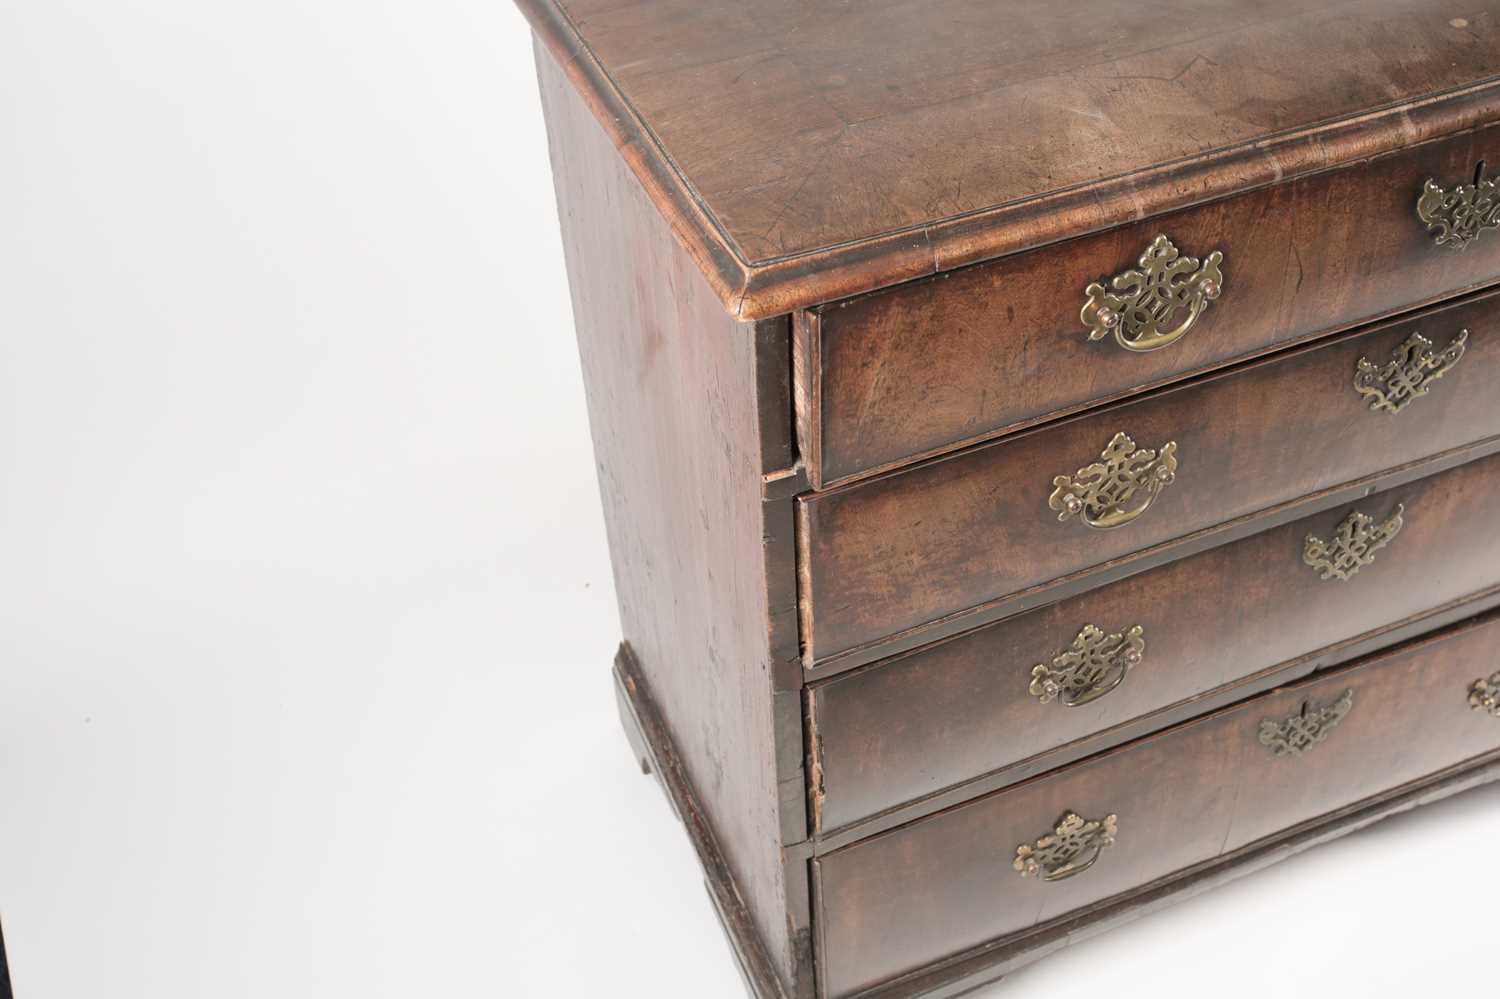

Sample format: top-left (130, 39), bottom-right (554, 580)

top-left (1417, 162), bottom-right (1500, 251)
top-left (1470, 673), bottom-right (1500, 717)
top-left (1030, 624), bottom-right (1145, 707)
top-left (1258, 689), bottom-right (1355, 757)
top-left (1354, 329), bottom-right (1468, 414)
top-left (1049, 432), bottom-right (1178, 530)
top-left (1082, 234), bottom-right (1224, 352)
top-left (1302, 504), bottom-right (1404, 582)
top-left (1014, 811), bottom-right (1118, 882)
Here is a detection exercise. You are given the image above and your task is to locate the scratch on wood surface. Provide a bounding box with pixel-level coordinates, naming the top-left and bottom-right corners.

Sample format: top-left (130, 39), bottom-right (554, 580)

top-left (1098, 52), bottom-right (1219, 85)
top-left (756, 126), bottom-right (851, 246)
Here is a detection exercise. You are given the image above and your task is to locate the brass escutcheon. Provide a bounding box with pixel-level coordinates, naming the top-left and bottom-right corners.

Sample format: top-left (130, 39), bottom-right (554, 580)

top-left (1030, 624), bottom-right (1145, 707)
top-left (1260, 684), bottom-right (1356, 756)
top-left (1259, 690), bottom-right (1356, 757)
top-left (1049, 432), bottom-right (1178, 530)
top-left (1081, 234), bottom-right (1225, 351)
top-left (1354, 330), bottom-right (1468, 415)
top-left (1303, 505), bottom-right (1405, 582)
top-left (1417, 161), bottom-right (1500, 251)
top-left (1470, 673), bottom-right (1500, 718)
top-left (1013, 811), bottom-right (1119, 882)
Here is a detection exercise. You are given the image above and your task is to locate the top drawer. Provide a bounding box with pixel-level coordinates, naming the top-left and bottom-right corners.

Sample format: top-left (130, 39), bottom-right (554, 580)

top-left (796, 121), bottom-right (1500, 488)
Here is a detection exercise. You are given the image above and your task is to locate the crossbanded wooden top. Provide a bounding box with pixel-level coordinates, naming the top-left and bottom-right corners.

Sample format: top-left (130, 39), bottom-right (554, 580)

top-left (519, 0), bottom-right (1500, 318)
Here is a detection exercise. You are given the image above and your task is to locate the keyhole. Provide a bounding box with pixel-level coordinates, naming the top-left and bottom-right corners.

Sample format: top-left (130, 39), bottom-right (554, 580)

top-left (1475, 160), bottom-right (1488, 187)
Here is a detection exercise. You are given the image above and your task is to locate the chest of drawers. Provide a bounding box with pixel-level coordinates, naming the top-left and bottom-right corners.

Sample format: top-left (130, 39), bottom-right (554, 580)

top-left (517, 2), bottom-right (1500, 996)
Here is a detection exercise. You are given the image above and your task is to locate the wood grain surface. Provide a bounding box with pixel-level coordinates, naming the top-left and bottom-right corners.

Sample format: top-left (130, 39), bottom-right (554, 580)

top-left (813, 611), bottom-right (1500, 998)
top-left (535, 44), bottom-right (810, 992)
top-left (802, 122), bottom-right (1500, 485)
top-left (800, 289), bottom-right (1500, 664)
top-left (810, 451), bottom-right (1500, 832)
top-left (517, 0), bottom-right (1500, 316)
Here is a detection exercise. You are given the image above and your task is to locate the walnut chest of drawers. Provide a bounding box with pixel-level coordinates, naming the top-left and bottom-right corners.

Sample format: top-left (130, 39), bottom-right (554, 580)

top-left (516, 2), bottom-right (1500, 996)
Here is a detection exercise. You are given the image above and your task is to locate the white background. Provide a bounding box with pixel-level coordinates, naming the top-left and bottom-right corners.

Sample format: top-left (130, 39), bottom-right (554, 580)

top-left (2, 3), bottom-right (1497, 997)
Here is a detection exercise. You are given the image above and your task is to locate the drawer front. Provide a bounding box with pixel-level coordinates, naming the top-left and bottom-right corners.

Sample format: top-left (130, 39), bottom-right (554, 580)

top-left (800, 289), bottom-right (1500, 664)
top-left (813, 612), bottom-right (1500, 998)
top-left (800, 121), bottom-right (1500, 487)
top-left (811, 451), bottom-right (1500, 833)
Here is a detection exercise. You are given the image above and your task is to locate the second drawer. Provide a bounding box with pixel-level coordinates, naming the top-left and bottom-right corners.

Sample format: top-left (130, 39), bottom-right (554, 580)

top-left (810, 450), bottom-right (1500, 833)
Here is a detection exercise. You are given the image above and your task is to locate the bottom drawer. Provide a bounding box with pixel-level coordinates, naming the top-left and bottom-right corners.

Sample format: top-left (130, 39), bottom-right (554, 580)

top-left (813, 610), bottom-right (1500, 998)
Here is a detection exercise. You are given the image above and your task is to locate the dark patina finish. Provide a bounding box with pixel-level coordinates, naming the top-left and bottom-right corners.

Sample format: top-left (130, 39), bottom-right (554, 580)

top-left (517, 3), bottom-right (1500, 996)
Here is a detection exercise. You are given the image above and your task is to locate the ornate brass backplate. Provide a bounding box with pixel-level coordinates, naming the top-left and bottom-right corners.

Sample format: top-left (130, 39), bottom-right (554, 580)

top-left (1417, 162), bottom-right (1500, 251)
top-left (1302, 504), bottom-right (1405, 582)
top-left (1048, 432), bottom-right (1178, 530)
top-left (1354, 330), bottom-right (1468, 414)
top-left (1013, 811), bottom-right (1119, 882)
top-left (1030, 624), bottom-right (1145, 707)
top-left (1470, 673), bottom-right (1500, 718)
top-left (1258, 689), bottom-right (1355, 757)
top-left (1082, 235), bottom-right (1224, 352)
